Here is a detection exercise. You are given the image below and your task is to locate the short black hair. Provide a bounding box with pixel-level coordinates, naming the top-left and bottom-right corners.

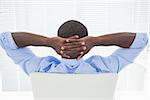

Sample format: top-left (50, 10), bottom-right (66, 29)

top-left (58, 20), bottom-right (88, 38)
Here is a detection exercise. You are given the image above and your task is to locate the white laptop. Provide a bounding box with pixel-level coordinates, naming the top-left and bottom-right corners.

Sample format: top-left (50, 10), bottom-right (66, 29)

top-left (30, 73), bottom-right (118, 100)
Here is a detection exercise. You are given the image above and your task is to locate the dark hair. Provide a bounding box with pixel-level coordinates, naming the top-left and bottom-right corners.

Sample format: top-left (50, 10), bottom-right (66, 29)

top-left (58, 20), bottom-right (88, 38)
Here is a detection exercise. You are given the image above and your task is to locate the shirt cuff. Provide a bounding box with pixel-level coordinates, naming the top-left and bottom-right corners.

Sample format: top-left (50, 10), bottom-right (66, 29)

top-left (1, 32), bottom-right (18, 49)
top-left (130, 32), bottom-right (148, 48)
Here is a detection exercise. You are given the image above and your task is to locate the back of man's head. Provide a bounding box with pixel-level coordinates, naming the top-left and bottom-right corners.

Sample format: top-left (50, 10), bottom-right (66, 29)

top-left (58, 20), bottom-right (88, 38)
top-left (57, 20), bottom-right (88, 59)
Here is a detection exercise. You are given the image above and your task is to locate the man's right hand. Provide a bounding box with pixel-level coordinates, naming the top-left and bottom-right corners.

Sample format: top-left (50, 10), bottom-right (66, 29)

top-left (50, 35), bottom-right (87, 59)
top-left (61, 36), bottom-right (96, 60)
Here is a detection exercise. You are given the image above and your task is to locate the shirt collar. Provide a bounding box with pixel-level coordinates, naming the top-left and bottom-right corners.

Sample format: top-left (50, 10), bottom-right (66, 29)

top-left (61, 58), bottom-right (84, 67)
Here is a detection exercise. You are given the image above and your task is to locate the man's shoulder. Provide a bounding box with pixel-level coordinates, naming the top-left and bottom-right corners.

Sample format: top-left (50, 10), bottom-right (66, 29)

top-left (45, 56), bottom-right (60, 63)
top-left (85, 55), bottom-right (101, 63)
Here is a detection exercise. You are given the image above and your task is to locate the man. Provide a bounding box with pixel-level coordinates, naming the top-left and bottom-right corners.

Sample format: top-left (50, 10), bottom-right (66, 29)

top-left (0, 20), bottom-right (148, 75)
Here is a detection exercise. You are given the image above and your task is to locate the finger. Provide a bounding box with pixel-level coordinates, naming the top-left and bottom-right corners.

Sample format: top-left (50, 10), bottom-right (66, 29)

top-left (63, 47), bottom-right (86, 56)
top-left (65, 35), bottom-right (79, 42)
top-left (68, 35), bottom-right (79, 39)
top-left (60, 50), bottom-right (63, 55)
top-left (62, 50), bottom-right (78, 55)
top-left (62, 54), bottom-right (70, 58)
top-left (61, 42), bottom-right (85, 50)
top-left (66, 41), bottom-right (85, 45)
top-left (77, 52), bottom-right (84, 60)
top-left (61, 44), bottom-right (86, 51)
top-left (62, 50), bottom-right (81, 56)
top-left (63, 41), bottom-right (85, 47)
top-left (60, 50), bottom-right (70, 58)
top-left (65, 39), bottom-right (78, 43)
top-left (65, 38), bottom-right (81, 43)
top-left (65, 46), bottom-right (86, 52)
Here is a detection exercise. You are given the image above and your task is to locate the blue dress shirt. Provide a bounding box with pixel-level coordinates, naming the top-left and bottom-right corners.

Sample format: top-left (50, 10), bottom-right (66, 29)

top-left (0, 32), bottom-right (148, 75)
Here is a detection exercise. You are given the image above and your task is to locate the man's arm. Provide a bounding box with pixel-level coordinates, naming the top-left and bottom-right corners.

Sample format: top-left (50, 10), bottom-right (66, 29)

top-left (62, 32), bottom-right (148, 73)
top-left (99, 32), bottom-right (148, 72)
top-left (86, 32), bottom-right (148, 72)
top-left (93, 32), bottom-right (136, 48)
top-left (62, 32), bottom-right (136, 59)
top-left (0, 32), bottom-right (43, 75)
top-left (12, 32), bottom-right (84, 58)
top-left (0, 32), bottom-right (84, 75)
top-left (12, 32), bottom-right (51, 48)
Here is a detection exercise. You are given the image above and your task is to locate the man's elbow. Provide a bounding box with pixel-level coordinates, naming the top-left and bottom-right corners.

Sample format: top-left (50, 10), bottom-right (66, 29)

top-left (140, 33), bottom-right (148, 48)
top-left (130, 33), bottom-right (148, 49)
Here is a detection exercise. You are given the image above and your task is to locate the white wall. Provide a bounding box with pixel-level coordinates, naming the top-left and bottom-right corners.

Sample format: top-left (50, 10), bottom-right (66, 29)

top-left (0, 0), bottom-right (20, 91)
top-left (0, 0), bottom-right (149, 99)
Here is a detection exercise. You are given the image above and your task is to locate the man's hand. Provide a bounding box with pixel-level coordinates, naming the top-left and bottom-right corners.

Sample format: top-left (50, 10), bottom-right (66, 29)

top-left (50, 35), bottom-right (87, 59)
top-left (77, 36), bottom-right (95, 60)
top-left (61, 36), bottom-right (95, 60)
top-left (50, 36), bottom-right (66, 55)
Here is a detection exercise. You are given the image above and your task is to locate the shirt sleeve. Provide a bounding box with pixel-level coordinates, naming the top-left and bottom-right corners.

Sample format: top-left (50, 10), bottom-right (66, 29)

top-left (0, 32), bottom-right (43, 75)
top-left (86, 33), bottom-right (148, 73)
